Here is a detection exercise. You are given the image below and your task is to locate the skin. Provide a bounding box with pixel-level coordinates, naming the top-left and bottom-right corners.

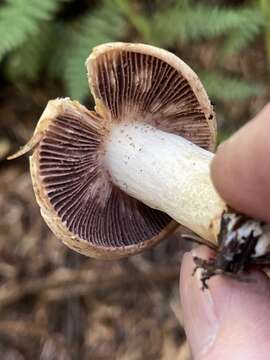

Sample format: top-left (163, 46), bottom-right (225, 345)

top-left (180, 103), bottom-right (270, 359)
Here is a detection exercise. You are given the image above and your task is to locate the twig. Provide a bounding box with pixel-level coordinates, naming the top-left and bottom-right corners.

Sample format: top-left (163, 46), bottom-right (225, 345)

top-left (0, 266), bottom-right (179, 309)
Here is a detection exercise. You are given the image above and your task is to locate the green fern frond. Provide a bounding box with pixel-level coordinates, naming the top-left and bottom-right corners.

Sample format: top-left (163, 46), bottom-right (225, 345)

top-left (5, 23), bottom-right (54, 82)
top-left (63, 1), bottom-right (126, 101)
top-left (47, 23), bottom-right (74, 80)
top-left (152, 4), bottom-right (264, 48)
top-left (0, 0), bottom-right (68, 61)
top-left (222, 9), bottom-right (265, 55)
top-left (185, 6), bottom-right (264, 43)
top-left (1, 0), bottom-right (266, 107)
top-left (115, 0), bottom-right (154, 43)
top-left (200, 71), bottom-right (265, 101)
top-left (222, 29), bottom-right (260, 56)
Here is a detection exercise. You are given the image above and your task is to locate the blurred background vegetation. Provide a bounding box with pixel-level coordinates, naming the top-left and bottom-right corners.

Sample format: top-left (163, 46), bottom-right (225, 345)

top-left (0, 0), bottom-right (269, 359)
top-left (1, 0), bottom-right (270, 142)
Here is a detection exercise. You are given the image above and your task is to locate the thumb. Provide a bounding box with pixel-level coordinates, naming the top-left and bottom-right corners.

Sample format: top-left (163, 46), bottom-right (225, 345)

top-left (180, 246), bottom-right (270, 360)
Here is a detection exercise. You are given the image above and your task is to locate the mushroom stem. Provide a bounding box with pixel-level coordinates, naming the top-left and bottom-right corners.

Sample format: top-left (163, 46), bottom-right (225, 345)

top-left (104, 121), bottom-right (227, 244)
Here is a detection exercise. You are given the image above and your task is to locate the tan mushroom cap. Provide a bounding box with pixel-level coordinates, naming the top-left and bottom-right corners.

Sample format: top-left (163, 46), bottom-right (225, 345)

top-left (87, 43), bottom-right (216, 151)
top-left (10, 43), bottom-right (216, 259)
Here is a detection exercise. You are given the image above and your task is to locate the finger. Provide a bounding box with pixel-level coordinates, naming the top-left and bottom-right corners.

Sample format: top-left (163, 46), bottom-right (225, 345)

top-left (211, 103), bottom-right (270, 222)
top-left (180, 246), bottom-right (270, 360)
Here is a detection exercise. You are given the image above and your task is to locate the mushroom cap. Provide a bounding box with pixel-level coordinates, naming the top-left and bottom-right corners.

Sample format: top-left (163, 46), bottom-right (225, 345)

top-left (87, 43), bottom-right (216, 151)
top-left (12, 43), bottom-right (216, 259)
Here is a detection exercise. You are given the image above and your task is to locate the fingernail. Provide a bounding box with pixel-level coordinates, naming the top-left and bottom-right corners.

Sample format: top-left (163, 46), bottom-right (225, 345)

top-left (180, 248), bottom-right (220, 358)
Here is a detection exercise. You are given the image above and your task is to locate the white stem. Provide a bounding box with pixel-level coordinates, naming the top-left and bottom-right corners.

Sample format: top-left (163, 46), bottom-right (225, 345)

top-left (104, 122), bottom-right (227, 243)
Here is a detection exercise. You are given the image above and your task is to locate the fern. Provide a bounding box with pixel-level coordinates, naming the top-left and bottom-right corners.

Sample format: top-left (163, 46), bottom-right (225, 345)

top-left (63, 1), bottom-right (126, 101)
top-left (222, 8), bottom-right (265, 56)
top-left (5, 23), bottom-right (54, 82)
top-left (200, 71), bottom-right (265, 101)
top-left (47, 23), bottom-right (74, 80)
top-left (151, 3), bottom-right (264, 48)
top-left (0, 0), bottom-right (68, 61)
top-left (0, 0), bottom-right (267, 104)
top-left (5, 21), bottom-right (73, 83)
top-left (116, 0), bottom-right (154, 44)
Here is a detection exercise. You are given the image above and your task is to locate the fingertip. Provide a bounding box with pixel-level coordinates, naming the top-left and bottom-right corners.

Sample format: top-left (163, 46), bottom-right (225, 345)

top-left (180, 246), bottom-right (270, 359)
top-left (180, 246), bottom-right (220, 357)
top-left (210, 103), bottom-right (270, 222)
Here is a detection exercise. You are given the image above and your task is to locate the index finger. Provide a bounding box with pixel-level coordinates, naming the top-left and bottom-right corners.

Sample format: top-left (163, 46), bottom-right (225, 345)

top-left (211, 103), bottom-right (270, 222)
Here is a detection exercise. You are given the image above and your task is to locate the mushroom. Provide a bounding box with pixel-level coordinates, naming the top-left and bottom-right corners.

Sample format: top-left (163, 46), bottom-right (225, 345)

top-left (9, 42), bottom-right (227, 259)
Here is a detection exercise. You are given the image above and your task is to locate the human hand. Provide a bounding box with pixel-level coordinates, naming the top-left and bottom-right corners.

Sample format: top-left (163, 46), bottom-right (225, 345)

top-left (180, 104), bottom-right (270, 359)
